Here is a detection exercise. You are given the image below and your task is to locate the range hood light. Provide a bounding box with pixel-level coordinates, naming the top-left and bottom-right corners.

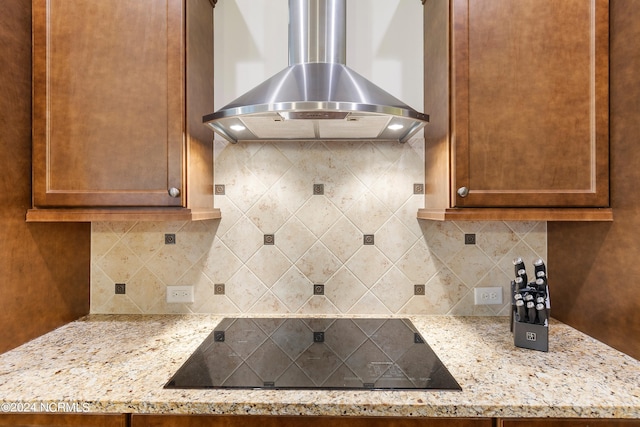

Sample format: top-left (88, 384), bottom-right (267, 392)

top-left (230, 124), bottom-right (246, 131)
top-left (388, 124), bottom-right (404, 131)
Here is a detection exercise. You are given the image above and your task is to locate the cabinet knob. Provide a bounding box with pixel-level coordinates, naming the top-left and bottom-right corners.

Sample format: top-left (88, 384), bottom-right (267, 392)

top-left (168, 187), bottom-right (181, 198)
top-left (457, 187), bottom-right (469, 198)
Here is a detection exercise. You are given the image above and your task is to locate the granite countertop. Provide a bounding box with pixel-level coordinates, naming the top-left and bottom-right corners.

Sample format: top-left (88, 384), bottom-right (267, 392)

top-left (0, 315), bottom-right (638, 419)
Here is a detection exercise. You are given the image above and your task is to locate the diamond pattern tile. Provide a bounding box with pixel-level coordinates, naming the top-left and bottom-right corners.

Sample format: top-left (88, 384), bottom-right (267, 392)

top-left (91, 138), bottom-right (547, 316)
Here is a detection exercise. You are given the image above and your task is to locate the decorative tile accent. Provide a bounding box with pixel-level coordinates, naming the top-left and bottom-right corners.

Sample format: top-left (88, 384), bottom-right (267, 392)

top-left (90, 139), bottom-right (547, 316)
top-left (465, 233), bottom-right (476, 245)
top-left (363, 234), bottom-right (375, 245)
top-left (115, 283), bottom-right (126, 295)
top-left (164, 234), bottom-right (176, 245)
top-left (313, 184), bottom-right (324, 195)
top-left (263, 234), bottom-right (275, 245)
top-left (313, 284), bottom-right (324, 295)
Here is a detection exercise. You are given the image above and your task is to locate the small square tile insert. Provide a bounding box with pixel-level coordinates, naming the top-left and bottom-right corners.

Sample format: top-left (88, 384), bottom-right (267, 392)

top-left (363, 234), bottom-right (375, 245)
top-left (214, 284), bottom-right (225, 295)
top-left (115, 283), bottom-right (126, 294)
top-left (165, 234), bottom-right (176, 245)
top-left (313, 284), bottom-right (324, 295)
top-left (313, 183), bottom-right (324, 195)
top-left (215, 184), bottom-right (226, 195)
top-left (264, 234), bottom-right (275, 245)
top-left (464, 233), bottom-right (476, 245)
top-left (414, 284), bottom-right (425, 295)
top-left (413, 183), bottom-right (424, 194)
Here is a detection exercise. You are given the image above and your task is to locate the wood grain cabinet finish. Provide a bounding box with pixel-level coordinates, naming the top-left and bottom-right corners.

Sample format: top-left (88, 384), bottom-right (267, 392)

top-left (419, 0), bottom-right (611, 221)
top-left (0, 413), bottom-right (127, 427)
top-left (131, 415), bottom-right (493, 427)
top-left (499, 419), bottom-right (640, 427)
top-left (28, 0), bottom-right (220, 222)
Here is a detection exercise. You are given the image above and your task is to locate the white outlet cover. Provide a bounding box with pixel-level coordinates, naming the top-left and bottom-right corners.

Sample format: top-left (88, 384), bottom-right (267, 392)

top-left (474, 286), bottom-right (503, 305)
top-left (166, 285), bottom-right (194, 304)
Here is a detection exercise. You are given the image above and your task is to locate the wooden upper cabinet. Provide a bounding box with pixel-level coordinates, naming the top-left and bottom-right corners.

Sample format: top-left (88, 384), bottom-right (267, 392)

top-left (420, 0), bottom-right (612, 221)
top-left (28, 0), bottom-right (220, 222)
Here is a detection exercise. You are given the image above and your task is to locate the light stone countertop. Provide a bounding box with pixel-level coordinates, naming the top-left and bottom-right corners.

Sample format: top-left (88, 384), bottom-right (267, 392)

top-left (0, 315), bottom-right (638, 419)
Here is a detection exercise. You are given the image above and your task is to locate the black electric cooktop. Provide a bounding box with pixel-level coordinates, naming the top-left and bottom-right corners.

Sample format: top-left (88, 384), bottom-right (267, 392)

top-left (165, 318), bottom-right (461, 391)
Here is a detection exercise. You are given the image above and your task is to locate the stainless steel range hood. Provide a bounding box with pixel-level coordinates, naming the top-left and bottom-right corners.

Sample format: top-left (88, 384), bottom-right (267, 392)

top-left (204, 0), bottom-right (428, 143)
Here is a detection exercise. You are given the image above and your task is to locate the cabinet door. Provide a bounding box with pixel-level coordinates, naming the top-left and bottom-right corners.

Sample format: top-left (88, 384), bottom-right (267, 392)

top-left (451, 0), bottom-right (608, 208)
top-left (32, 0), bottom-right (184, 207)
top-left (132, 414), bottom-right (492, 427)
top-left (0, 413), bottom-right (127, 427)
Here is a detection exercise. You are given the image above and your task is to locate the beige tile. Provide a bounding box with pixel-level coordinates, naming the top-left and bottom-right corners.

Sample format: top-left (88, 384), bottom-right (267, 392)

top-left (375, 216), bottom-right (419, 262)
top-left (245, 144), bottom-right (293, 188)
top-left (90, 266), bottom-right (116, 312)
top-left (271, 165), bottom-right (314, 214)
top-left (177, 220), bottom-right (218, 264)
top-left (220, 216), bottom-right (263, 262)
top-left (523, 221), bottom-right (547, 260)
top-left (370, 267), bottom-right (414, 312)
top-left (276, 218), bottom-right (317, 263)
top-left (476, 221), bottom-right (520, 262)
top-left (225, 266), bottom-right (268, 312)
top-left (395, 195), bottom-right (425, 238)
top-left (222, 165), bottom-right (268, 213)
top-left (96, 240), bottom-right (143, 283)
top-left (347, 292), bottom-right (391, 315)
top-left (144, 245), bottom-right (194, 286)
top-left (447, 245), bottom-right (494, 288)
top-left (245, 246), bottom-right (291, 287)
top-left (324, 267), bottom-right (368, 313)
top-left (325, 171), bottom-right (367, 212)
top-left (423, 267), bottom-right (469, 314)
top-left (201, 237), bottom-right (243, 283)
top-left (248, 292), bottom-right (290, 315)
top-left (448, 290), bottom-right (496, 316)
top-left (246, 190), bottom-right (292, 233)
top-left (91, 223), bottom-right (119, 264)
top-left (294, 242), bottom-right (342, 284)
top-left (396, 239), bottom-right (444, 284)
top-left (296, 195), bottom-right (342, 238)
top-left (93, 294), bottom-right (142, 314)
top-left (330, 141), bottom-right (389, 187)
top-left (346, 246), bottom-right (392, 288)
top-left (212, 196), bottom-right (243, 236)
top-left (271, 267), bottom-right (313, 312)
top-left (320, 217), bottom-right (362, 263)
top-left (506, 221), bottom-right (540, 238)
top-left (297, 295), bottom-right (340, 315)
top-left (126, 267), bottom-right (165, 313)
top-left (421, 220), bottom-right (465, 264)
top-left (193, 294), bottom-right (240, 314)
top-left (473, 266), bottom-right (513, 315)
top-left (344, 191), bottom-right (392, 234)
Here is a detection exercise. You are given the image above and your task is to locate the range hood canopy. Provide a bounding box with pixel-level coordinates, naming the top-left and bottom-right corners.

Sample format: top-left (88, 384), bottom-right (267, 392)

top-left (204, 0), bottom-right (428, 143)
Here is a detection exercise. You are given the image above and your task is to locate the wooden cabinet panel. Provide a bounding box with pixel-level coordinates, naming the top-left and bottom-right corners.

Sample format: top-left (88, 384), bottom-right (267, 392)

top-left (32, 0), bottom-right (183, 207)
top-left (132, 415), bottom-right (492, 427)
top-left (0, 413), bottom-right (127, 427)
top-left (500, 419), bottom-right (640, 427)
top-left (421, 0), bottom-right (611, 220)
top-left (29, 0), bottom-right (220, 221)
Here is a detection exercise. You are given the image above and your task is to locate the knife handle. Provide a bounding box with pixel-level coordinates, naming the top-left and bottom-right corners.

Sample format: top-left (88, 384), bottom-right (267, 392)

top-left (515, 276), bottom-right (525, 290)
top-left (536, 303), bottom-right (548, 326)
top-left (513, 257), bottom-right (525, 277)
top-left (527, 301), bottom-right (537, 323)
top-left (517, 268), bottom-right (528, 285)
top-left (516, 300), bottom-right (526, 322)
top-left (534, 258), bottom-right (546, 275)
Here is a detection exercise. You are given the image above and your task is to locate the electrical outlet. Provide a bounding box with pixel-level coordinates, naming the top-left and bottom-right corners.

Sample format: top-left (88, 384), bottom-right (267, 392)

top-left (474, 287), bottom-right (503, 305)
top-left (166, 285), bottom-right (194, 304)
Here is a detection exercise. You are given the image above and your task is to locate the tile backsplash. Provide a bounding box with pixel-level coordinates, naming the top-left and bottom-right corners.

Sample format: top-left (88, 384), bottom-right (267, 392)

top-left (91, 139), bottom-right (546, 315)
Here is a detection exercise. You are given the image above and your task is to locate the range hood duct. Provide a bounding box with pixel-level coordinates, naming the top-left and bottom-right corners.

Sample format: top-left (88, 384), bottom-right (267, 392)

top-left (204, 0), bottom-right (428, 143)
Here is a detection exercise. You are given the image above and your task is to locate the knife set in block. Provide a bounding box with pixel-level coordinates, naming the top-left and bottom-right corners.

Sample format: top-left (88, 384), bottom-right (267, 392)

top-left (510, 258), bottom-right (550, 352)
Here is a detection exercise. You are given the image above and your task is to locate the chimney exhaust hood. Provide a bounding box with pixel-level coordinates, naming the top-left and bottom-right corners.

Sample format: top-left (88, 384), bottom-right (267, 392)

top-left (204, 0), bottom-right (428, 143)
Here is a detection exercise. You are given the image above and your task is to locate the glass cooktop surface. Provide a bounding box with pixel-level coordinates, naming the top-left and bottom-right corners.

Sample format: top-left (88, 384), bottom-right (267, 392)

top-left (165, 318), bottom-right (461, 391)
